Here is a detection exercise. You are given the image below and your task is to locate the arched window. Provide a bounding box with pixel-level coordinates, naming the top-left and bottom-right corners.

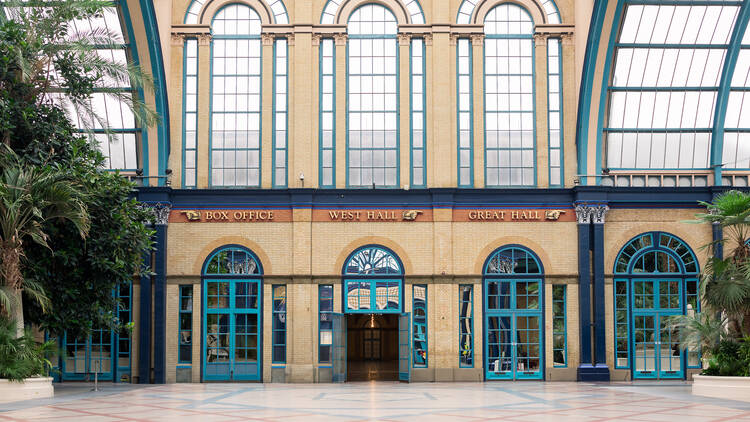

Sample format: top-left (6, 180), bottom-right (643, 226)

top-left (484, 4), bottom-right (536, 186)
top-left (483, 245), bottom-right (544, 379)
top-left (613, 232), bottom-right (700, 379)
top-left (602, 1), bottom-right (744, 186)
top-left (202, 245), bottom-right (263, 381)
top-left (347, 4), bottom-right (399, 188)
top-left (342, 245), bottom-right (404, 312)
top-left (210, 4), bottom-right (263, 187)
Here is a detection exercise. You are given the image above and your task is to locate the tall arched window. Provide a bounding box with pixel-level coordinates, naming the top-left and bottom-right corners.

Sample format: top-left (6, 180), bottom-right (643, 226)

top-left (484, 4), bottom-right (536, 187)
top-left (202, 245), bottom-right (263, 381)
top-left (210, 4), bottom-right (263, 187)
top-left (483, 245), bottom-right (544, 379)
top-left (613, 232), bottom-right (700, 379)
top-left (347, 4), bottom-right (399, 188)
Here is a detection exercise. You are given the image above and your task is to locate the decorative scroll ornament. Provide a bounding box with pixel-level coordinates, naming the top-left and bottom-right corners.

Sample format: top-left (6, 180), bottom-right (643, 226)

top-left (545, 210), bottom-right (565, 220)
top-left (574, 203), bottom-right (609, 224)
top-left (140, 202), bottom-right (172, 226)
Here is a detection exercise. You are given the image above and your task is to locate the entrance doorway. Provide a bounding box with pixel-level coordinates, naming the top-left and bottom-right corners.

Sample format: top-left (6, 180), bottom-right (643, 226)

top-left (346, 314), bottom-right (398, 381)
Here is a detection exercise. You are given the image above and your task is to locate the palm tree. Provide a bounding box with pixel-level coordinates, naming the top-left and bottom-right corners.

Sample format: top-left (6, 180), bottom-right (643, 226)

top-left (0, 150), bottom-right (90, 337)
top-left (669, 191), bottom-right (750, 361)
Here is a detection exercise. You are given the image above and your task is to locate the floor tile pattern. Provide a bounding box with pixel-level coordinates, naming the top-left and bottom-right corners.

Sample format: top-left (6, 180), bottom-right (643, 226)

top-left (1, 382), bottom-right (749, 421)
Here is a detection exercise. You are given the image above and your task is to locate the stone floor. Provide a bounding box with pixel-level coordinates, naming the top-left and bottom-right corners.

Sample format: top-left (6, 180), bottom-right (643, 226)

top-left (1, 381), bottom-right (749, 421)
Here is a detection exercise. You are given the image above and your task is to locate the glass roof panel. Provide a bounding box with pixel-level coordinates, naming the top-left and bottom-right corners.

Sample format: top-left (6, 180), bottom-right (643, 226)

top-left (604, 1), bottom-right (744, 171)
top-left (4, 3), bottom-right (140, 170)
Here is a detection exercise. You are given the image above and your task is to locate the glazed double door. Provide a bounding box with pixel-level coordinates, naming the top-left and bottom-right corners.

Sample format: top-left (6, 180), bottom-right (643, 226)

top-left (203, 279), bottom-right (261, 381)
top-left (632, 312), bottom-right (682, 379)
top-left (485, 313), bottom-right (543, 379)
top-left (631, 279), bottom-right (684, 379)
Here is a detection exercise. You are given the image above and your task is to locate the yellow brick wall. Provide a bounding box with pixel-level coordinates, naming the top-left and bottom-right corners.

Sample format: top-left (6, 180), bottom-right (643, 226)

top-left (163, 0), bottom-right (581, 190)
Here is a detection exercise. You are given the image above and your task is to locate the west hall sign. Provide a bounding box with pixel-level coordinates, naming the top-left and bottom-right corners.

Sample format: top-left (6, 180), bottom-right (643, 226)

top-left (170, 208), bottom-right (573, 223)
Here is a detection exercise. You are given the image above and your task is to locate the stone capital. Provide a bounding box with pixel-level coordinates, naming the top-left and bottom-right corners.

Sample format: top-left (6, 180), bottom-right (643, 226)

top-left (170, 33), bottom-right (185, 46)
top-left (312, 33), bottom-right (322, 46)
top-left (334, 33), bottom-right (347, 46)
top-left (398, 33), bottom-right (411, 46)
top-left (141, 202), bottom-right (172, 226)
top-left (574, 203), bottom-right (609, 224)
top-left (261, 33), bottom-right (275, 46)
top-left (423, 33), bottom-right (433, 46)
top-left (470, 34), bottom-right (484, 46)
top-left (197, 33), bottom-right (212, 46)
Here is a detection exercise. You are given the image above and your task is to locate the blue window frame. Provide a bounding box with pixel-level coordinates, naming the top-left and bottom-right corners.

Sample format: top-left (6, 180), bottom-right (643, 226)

top-left (202, 245), bottom-right (263, 381)
top-left (547, 38), bottom-right (564, 187)
top-left (342, 245), bottom-right (404, 313)
top-left (178, 285), bottom-right (193, 364)
top-left (209, 4), bottom-right (263, 187)
top-left (411, 38), bottom-right (426, 187)
top-left (272, 285), bottom-right (287, 364)
top-left (413, 284), bottom-right (427, 367)
top-left (457, 38), bottom-right (473, 187)
top-left (346, 4), bottom-right (399, 188)
top-left (613, 231), bottom-right (700, 379)
top-left (459, 284), bottom-right (474, 367)
top-left (319, 284), bottom-right (334, 363)
top-left (484, 4), bottom-right (536, 187)
top-left (273, 38), bottom-right (288, 187)
top-left (552, 285), bottom-right (566, 367)
top-left (484, 246), bottom-right (544, 380)
top-left (60, 282), bottom-right (132, 382)
top-left (320, 38), bottom-right (336, 188)
top-left (183, 38), bottom-right (199, 188)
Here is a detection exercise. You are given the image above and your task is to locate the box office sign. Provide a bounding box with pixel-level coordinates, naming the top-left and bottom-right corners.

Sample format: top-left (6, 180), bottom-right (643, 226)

top-left (169, 209), bottom-right (292, 223)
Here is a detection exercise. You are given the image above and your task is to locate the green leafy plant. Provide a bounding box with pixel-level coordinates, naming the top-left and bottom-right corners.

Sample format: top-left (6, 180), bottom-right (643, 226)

top-left (0, 148), bottom-right (89, 337)
top-left (0, 318), bottom-right (57, 381)
top-left (670, 190), bottom-right (750, 375)
top-left (0, 0), bottom-right (155, 338)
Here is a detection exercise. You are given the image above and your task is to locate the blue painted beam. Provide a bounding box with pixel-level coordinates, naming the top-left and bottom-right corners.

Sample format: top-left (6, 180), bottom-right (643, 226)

top-left (592, 222), bottom-right (609, 377)
top-left (710, 1), bottom-right (750, 184)
top-left (575, 0), bottom-right (608, 180)
top-left (152, 224), bottom-right (168, 384)
top-left (577, 221), bottom-right (593, 375)
top-left (138, 248), bottom-right (152, 384)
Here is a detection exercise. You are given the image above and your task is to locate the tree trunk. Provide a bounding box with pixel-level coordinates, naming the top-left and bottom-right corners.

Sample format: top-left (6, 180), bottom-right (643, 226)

top-left (11, 288), bottom-right (23, 338)
top-left (0, 242), bottom-right (24, 338)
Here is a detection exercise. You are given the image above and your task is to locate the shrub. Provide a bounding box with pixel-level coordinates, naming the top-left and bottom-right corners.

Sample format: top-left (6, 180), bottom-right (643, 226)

top-left (0, 318), bottom-right (56, 382)
top-left (704, 338), bottom-right (750, 377)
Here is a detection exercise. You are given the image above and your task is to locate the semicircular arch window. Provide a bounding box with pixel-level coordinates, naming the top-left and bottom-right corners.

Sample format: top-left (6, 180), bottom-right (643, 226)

top-left (484, 246), bottom-right (542, 274)
top-left (344, 245), bottom-right (403, 275)
top-left (204, 246), bottom-right (262, 275)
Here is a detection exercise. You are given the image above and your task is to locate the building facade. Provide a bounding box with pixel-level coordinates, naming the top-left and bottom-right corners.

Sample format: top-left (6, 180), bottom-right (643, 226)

top-left (53, 0), bottom-right (750, 383)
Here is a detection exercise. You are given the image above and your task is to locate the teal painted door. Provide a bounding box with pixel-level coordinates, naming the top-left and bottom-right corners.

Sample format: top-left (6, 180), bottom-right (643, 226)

top-left (332, 313), bottom-right (346, 383)
top-left (631, 280), bottom-right (683, 380)
top-left (485, 279), bottom-right (543, 380)
top-left (398, 313), bottom-right (411, 382)
top-left (203, 279), bottom-right (261, 381)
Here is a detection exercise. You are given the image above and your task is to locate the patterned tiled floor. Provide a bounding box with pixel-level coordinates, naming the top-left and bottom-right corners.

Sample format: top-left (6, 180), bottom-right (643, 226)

top-left (1, 381), bottom-right (749, 421)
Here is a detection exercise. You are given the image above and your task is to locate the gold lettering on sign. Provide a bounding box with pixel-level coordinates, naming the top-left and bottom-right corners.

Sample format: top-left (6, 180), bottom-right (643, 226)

top-left (467, 209), bottom-right (565, 221)
top-left (179, 210), bottom-right (275, 222)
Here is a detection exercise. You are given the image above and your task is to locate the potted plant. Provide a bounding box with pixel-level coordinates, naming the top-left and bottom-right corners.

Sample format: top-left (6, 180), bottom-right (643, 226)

top-left (669, 190), bottom-right (750, 402)
top-left (0, 318), bottom-right (57, 402)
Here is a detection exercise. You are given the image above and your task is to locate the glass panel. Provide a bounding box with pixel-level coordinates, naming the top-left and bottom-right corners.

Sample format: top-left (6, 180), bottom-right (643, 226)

top-left (486, 316), bottom-right (513, 375)
top-left (515, 316), bottom-right (540, 374)
top-left (211, 5), bottom-right (262, 187)
top-left (206, 314), bottom-right (230, 363)
top-left (347, 5), bottom-right (399, 187)
top-left (485, 4), bottom-right (535, 187)
top-left (459, 285), bottom-right (473, 367)
top-left (413, 285), bottom-right (427, 367)
top-left (320, 39), bottom-right (336, 187)
top-left (457, 38), bottom-right (473, 186)
top-left (634, 315), bottom-right (656, 374)
top-left (659, 316), bottom-right (681, 374)
top-left (552, 285), bottom-right (566, 367)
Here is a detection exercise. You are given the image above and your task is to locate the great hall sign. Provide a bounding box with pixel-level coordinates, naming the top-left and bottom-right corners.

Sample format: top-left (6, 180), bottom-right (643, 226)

top-left (170, 208), bottom-right (574, 223)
